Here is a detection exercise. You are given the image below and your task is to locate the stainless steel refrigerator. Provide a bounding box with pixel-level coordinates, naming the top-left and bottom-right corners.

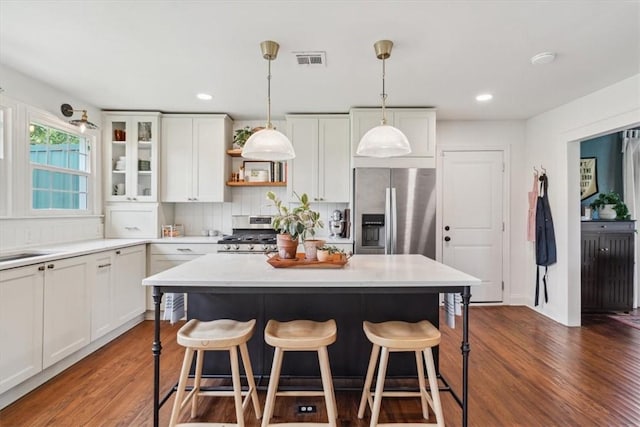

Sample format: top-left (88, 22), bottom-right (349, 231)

top-left (354, 168), bottom-right (436, 258)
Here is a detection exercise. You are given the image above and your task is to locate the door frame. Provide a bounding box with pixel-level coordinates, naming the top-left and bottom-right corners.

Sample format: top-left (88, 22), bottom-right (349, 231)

top-left (436, 145), bottom-right (511, 304)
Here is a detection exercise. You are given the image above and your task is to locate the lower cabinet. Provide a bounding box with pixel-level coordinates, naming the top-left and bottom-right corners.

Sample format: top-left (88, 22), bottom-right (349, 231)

top-left (0, 265), bottom-right (44, 394)
top-left (42, 256), bottom-right (92, 369)
top-left (146, 243), bottom-right (218, 311)
top-left (581, 220), bottom-right (635, 312)
top-left (91, 244), bottom-right (146, 341)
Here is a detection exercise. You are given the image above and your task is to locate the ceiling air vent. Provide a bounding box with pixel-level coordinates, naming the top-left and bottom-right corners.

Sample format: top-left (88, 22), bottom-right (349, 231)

top-left (294, 51), bottom-right (326, 67)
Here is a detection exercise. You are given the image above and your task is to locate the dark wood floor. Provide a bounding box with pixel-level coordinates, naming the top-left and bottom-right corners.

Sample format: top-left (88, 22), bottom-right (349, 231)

top-left (1, 306), bottom-right (639, 426)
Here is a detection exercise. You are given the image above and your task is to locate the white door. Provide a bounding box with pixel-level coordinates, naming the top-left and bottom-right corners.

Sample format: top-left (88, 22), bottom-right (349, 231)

top-left (442, 150), bottom-right (504, 302)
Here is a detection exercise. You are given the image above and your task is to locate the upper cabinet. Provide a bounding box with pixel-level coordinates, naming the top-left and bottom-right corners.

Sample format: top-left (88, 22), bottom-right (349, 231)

top-left (350, 108), bottom-right (436, 168)
top-left (103, 112), bottom-right (160, 202)
top-left (162, 114), bottom-right (231, 203)
top-left (287, 115), bottom-right (350, 203)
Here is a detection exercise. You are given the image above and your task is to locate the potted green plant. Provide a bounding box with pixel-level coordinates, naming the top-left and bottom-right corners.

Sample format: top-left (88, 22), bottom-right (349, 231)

top-left (316, 245), bottom-right (345, 262)
top-left (589, 191), bottom-right (630, 220)
top-left (266, 191), bottom-right (324, 259)
top-left (233, 126), bottom-right (253, 149)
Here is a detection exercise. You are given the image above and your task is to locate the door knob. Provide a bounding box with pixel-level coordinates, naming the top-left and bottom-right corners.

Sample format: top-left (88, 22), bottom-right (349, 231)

top-left (444, 236), bottom-right (451, 242)
top-left (444, 226), bottom-right (450, 231)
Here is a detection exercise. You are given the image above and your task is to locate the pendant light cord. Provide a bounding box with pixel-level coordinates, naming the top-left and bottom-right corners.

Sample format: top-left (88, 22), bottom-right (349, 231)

top-left (266, 57), bottom-right (272, 129)
top-left (380, 57), bottom-right (388, 125)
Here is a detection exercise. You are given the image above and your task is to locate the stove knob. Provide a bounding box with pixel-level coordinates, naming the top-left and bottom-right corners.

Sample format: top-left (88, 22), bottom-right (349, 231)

top-left (247, 244), bottom-right (254, 251)
top-left (262, 244), bottom-right (270, 251)
top-left (270, 244), bottom-right (277, 252)
top-left (224, 244), bottom-right (231, 251)
top-left (232, 244), bottom-right (240, 251)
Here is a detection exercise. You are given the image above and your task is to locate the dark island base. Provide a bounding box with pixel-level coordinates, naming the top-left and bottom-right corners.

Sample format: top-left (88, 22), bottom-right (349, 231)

top-left (188, 292), bottom-right (440, 378)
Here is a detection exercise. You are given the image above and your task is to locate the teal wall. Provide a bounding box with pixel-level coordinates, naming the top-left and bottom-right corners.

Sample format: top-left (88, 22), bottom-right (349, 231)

top-left (580, 132), bottom-right (623, 208)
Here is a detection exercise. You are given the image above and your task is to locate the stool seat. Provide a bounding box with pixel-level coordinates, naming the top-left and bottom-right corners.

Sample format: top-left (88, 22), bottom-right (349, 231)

top-left (359, 320), bottom-right (444, 427)
top-left (265, 319), bottom-right (337, 349)
top-left (363, 320), bottom-right (441, 350)
top-left (262, 319), bottom-right (338, 427)
top-left (170, 318), bottom-right (261, 427)
top-left (178, 318), bottom-right (256, 349)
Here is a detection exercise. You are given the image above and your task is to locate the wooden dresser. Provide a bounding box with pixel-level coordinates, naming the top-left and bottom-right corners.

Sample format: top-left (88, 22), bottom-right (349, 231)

top-left (581, 220), bottom-right (636, 312)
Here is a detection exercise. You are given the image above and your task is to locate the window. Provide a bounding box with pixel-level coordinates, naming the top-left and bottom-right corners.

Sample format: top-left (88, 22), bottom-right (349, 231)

top-left (29, 122), bottom-right (90, 210)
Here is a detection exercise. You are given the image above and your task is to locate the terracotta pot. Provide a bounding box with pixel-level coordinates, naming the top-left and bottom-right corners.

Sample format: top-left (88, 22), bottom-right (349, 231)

top-left (316, 249), bottom-right (330, 262)
top-left (303, 239), bottom-right (326, 261)
top-left (276, 233), bottom-right (299, 259)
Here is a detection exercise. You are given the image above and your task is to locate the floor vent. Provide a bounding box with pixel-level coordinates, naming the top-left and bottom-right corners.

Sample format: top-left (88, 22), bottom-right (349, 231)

top-left (294, 51), bottom-right (326, 67)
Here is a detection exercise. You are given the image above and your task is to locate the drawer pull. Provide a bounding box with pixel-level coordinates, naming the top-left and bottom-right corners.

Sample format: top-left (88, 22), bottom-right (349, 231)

top-left (38, 265), bottom-right (45, 271)
top-left (116, 250), bottom-right (121, 255)
top-left (124, 226), bottom-right (140, 231)
top-left (176, 248), bottom-right (193, 252)
top-left (47, 263), bottom-right (55, 269)
top-left (98, 263), bottom-right (112, 268)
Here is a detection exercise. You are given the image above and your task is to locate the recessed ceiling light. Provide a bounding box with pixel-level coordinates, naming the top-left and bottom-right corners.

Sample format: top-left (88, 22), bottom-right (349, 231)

top-left (530, 52), bottom-right (556, 65)
top-left (476, 93), bottom-right (493, 102)
top-left (196, 93), bottom-right (213, 100)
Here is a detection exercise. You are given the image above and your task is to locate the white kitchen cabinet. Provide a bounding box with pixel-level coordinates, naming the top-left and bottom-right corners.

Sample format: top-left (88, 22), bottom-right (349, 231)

top-left (146, 243), bottom-right (218, 311)
top-left (91, 252), bottom-right (115, 341)
top-left (350, 108), bottom-right (436, 164)
top-left (103, 112), bottom-right (160, 202)
top-left (42, 255), bottom-right (92, 369)
top-left (0, 264), bottom-right (44, 394)
top-left (287, 115), bottom-right (350, 203)
top-left (162, 115), bottom-right (231, 202)
top-left (113, 245), bottom-right (146, 326)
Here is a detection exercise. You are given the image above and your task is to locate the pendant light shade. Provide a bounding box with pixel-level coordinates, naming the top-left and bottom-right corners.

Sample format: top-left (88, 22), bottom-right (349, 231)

top-left (356, 40), bottom-right (411, 158)
top-left (242, 40), bottom-right (295, 161)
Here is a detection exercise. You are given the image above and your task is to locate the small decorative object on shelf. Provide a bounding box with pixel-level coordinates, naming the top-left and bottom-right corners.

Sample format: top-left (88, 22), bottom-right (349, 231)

top-left (589, 191), bottom-right (630, 220)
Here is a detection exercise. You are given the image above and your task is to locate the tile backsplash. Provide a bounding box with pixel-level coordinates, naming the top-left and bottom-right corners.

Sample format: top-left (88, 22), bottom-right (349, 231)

top-left (174, 186), bottom-right (348, 237)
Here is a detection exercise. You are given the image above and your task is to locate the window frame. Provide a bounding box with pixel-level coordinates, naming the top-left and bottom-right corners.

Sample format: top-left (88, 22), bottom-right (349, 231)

top-left (26, 108), bottom-right (97, 216)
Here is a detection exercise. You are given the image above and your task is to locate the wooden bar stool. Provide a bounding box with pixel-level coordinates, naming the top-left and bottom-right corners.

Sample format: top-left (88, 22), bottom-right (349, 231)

top-left (169, 319), bottom-right (262, 427)
top-left (358, 320), bottom-right (444, 427)
top-left (262, 319), bottom-right (338, 427)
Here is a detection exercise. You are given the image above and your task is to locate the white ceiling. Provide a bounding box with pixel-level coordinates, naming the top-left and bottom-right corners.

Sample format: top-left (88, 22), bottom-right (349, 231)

top-left (1, 1), bottom-right (638, 121)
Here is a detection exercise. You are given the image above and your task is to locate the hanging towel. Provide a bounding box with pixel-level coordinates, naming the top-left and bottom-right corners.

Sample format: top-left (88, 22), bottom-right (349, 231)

top-left (527, 171), bottom-right (539, 242)
top-left (163, 293), bottom-right (185, 324)
top-left (444, 293), bottom-right (462, 328)
top-left (535, 173), bottom-right (557, 306)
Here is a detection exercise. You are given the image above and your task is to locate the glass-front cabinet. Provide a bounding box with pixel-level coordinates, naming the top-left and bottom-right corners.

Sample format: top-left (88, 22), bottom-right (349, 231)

top-left (103, 112), bottom-right (160, 202)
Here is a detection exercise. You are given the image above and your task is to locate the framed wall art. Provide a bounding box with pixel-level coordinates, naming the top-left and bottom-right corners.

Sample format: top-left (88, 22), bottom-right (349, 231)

top-left (580, 157), bottom-right (598, 200)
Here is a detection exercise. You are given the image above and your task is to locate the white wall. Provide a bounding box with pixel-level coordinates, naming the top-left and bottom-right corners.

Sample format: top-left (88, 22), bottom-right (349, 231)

top-left (525, 73), bottom-right (640, 326)
top-left (0, 64), bottom-right (103, 251)
top-left (436, 120), bottom-right (527, 304)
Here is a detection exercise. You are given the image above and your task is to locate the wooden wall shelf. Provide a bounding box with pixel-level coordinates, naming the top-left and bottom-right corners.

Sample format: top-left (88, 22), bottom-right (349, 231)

top-left (226, 181), bottom-right (287, 187)
top-left (226, 149), bottom-right (243, 157)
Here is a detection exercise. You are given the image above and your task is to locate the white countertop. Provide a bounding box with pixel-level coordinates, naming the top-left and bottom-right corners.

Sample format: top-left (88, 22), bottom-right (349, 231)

top-left (142, 254), bottom-right (481, 288)
top-left (0, 238), bottom-right (148, 270)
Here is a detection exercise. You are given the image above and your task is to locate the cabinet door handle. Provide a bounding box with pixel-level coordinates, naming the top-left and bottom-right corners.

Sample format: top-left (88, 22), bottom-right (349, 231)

top-left (115, 250), bottom-right (121, 255)
top-left (98, 263), bottom-right (112, 268)
top-left (598, 248), bottom-right (610, 252)
top-left (47, 263), bottom-right (54, 269)
top-left (38, 265), bottom-right (45, 271)
top-left (176, 248), bottom-right (192, 252)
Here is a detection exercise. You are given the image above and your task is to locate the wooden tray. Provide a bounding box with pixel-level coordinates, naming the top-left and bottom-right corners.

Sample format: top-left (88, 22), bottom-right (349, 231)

top-left (266, 253), bottom-right (348, 269)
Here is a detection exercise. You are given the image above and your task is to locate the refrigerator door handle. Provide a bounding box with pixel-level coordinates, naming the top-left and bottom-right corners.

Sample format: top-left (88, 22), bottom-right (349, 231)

top-left (391, 187), bottom-right (397, 254)
top-left (385, 187), bottom-right (391, 254)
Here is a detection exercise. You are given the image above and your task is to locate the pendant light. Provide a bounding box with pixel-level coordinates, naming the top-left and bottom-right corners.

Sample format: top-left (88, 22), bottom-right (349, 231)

top-left (60, 103), bottom-right (99, 133)
top-left (356, 40), bottom-right (411, 158)
top-left (242, 40), bottom-right (296, 161)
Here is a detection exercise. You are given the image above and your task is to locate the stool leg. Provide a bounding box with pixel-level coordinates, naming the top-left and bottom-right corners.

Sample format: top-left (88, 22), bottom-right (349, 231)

top-left (230, 346), bottom-right (245, 427)
top-left (169, 347), bottom-right (195, 427)
top-left (358, 344), bottom-right (380, 419)
top-left (190, 349), bottom-right (205, 418)
top-left (262, 346), bottom-right (284, 427)
top-left (318, 346), bottom-right (338, 427)
top-left (423, 348), bottom-right (445, 427)
top-left (415, 350), bottom-right (429, 419)
top-left (240, 342), bottom-right (262, 419)
top-left (369, 346), bottom-right (389, 427)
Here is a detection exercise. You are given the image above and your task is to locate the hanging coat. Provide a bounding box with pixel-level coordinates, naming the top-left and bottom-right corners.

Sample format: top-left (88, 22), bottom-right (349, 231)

top-left (535, 173), bottom-right (556, 306)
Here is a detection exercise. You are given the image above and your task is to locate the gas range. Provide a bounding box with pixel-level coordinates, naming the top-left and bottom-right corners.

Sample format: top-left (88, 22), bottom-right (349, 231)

top-left (217, 215), bottom-right (278, 254)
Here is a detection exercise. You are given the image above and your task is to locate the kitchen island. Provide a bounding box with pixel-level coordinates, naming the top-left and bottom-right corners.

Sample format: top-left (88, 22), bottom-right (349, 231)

top-left (142, 253), bottom-right (480, 427)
